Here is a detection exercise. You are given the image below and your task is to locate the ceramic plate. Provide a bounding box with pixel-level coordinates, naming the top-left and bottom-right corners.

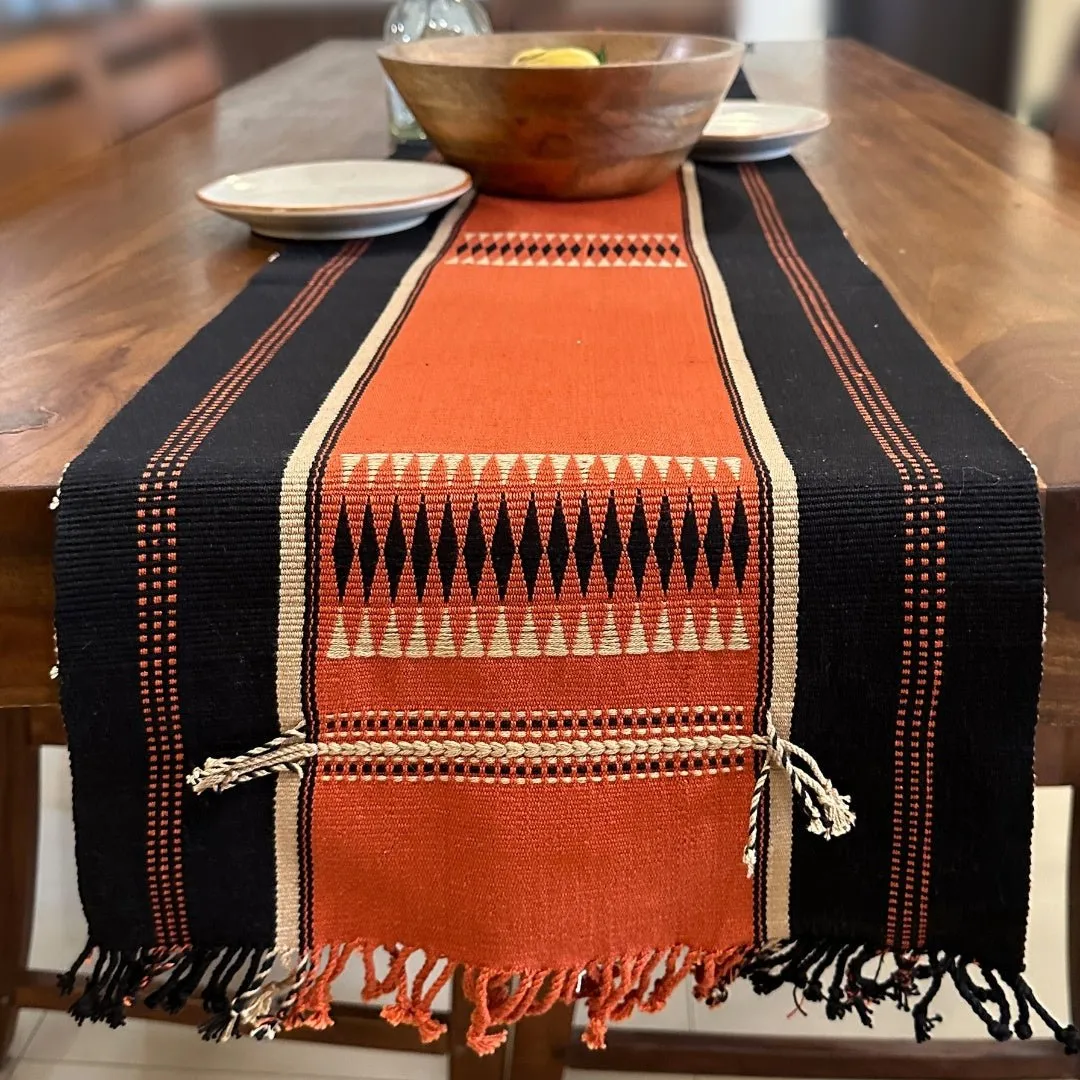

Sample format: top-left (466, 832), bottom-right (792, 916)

top-left (695, 101), bottom-right (830, 163)
top-left (197, 160), bottom-right (472, 240)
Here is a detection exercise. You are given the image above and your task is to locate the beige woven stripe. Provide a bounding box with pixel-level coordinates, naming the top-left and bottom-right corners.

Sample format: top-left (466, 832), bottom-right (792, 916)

top-left (682, 163), bottom-right (800, 941)
top-left (273, 771), bottom-right (302, 953)
top-left (272, 196), bottom-right (475, 953)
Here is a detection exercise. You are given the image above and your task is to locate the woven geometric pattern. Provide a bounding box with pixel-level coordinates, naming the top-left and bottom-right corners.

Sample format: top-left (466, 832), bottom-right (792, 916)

top-left (322, 450), bottom-right (755, 660)
top-left (446, 231), bottom-right (687, 267)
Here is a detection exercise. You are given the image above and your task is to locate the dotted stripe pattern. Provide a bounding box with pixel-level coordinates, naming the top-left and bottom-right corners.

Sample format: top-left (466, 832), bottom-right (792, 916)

top-left (741, 165), bottom-right (945, 953)
top-left (135, 241), bottom-right (365, 947)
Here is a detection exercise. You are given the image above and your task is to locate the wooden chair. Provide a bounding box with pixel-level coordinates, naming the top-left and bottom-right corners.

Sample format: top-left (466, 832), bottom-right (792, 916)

top-left (83, 9), bottom-right (223, 138)
top-left (0, 32), bottom-right (109, 190)
top-left (1053, 20), bottom-right (1080, 151)
top-left (0, 13), bottom-right (222, 192)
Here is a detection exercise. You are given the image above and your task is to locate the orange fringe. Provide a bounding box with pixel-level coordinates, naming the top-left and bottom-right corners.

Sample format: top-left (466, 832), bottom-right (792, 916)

top-left (274, 940), bottom-right (752, 1054)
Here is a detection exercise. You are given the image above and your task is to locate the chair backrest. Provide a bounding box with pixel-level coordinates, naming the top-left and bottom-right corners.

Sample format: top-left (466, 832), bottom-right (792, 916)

top-left (0, 31), bottom-right (109, 190)
top-left (1053, 20), bottom-right (1080, 150)
top-left (85, 9), bottom-right (223, 138)
top-left (489, 0), bottom-right (736, 35)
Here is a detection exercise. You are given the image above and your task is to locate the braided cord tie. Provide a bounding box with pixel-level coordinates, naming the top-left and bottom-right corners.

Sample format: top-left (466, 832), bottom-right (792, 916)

top-left (187, 719), bottom-right (855, 866)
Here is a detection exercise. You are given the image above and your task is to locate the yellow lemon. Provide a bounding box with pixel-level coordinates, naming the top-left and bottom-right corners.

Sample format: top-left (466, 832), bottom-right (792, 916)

top-left (511, 46), bottom-right (601, 68)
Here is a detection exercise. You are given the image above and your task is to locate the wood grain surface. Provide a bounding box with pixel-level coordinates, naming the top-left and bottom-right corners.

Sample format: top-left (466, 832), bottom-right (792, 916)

top-left (1, 38), bottom-right (1078, 722)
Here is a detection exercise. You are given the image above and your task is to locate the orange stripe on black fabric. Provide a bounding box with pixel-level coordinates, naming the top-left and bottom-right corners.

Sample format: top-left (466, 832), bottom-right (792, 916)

top-left (136, 241), bottom-right (366, 947)
top-left (739, 165), bottom-right (945, 953)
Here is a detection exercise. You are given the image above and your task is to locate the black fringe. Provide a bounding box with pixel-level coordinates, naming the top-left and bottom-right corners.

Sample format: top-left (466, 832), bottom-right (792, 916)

top-left (59, 939), bottom-right (270, 1041)
top-left (59, 937), bottom-right (1080, 1054)
top-left (727, 937), bottom-right (1079, 1054)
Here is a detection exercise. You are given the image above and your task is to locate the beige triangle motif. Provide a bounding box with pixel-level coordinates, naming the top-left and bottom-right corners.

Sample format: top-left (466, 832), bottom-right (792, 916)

top-left (600, 454), bottom-right (622, 480)
top-left (677, 607), bottom-right (700, 652)
top-left (675, 456), bottom-right (696, 481)
top-left (341, 453), bottom-right (362, 486)
top-left (392, 453), bottom-right (413, 483)
top-left (550, 454), bottom-right (571, 484)
top-left (626, 606), bottom-right (649, 655)
top-left (417, 453), bottom-right (440, 485)
top-left (627, 455), bottom-right (648, 482)
top-left (516, 610), bottom-right (541, 657)
top-left (443, 454), bottom-right (464, 482)
top-left (487, 608), bottom-right (514, 658)
top-left (544, 611), bottom-right (569, 656)
top-left (723, 457), bottom-right (742, 481)
top-left (354, 611), bottom-right (375, 657)
top-left (405, 612), bottom-right (429, 658)
top-left (496, 454), bottom-right (518, 486)
top-left (460, 609), bottom-right (484, 657)
top-left (729, 603), bottom-right (751, 651)
top-left (651, 456), bottom-right (672, 480)
top-left (652, 608), bottom-right (675, 653)
top-left (379, 610), bottom-right (402, 658)
top-left (327, 611), bottom-right (350, 659)
top-left (574, 454), bottom-right (595, 481)
top-left (522, 454), bottom-right (545, 484)
top-left (468, 454), bottom-right (491, 483)
top-left (704, 606), bottom-right (725, 652)
top-left (366, 453), bottom-right (388, 486)
top-left (700, 456), bottom-right (719, 481)
top-left (598, 605), bottom-right (622, 656)
top-left (433, 610), bottom-right (456, 658)
top-left (571, 609), bottom-right (594, 656)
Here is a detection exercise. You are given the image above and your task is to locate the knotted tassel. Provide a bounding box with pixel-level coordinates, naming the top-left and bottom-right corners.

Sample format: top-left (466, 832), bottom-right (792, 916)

top-left (743, 716), bottom-right (855, 877)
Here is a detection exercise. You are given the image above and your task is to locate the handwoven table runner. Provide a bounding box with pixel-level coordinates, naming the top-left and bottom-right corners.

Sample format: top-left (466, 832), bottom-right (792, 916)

top-left (55, 92), bottom-right (1060, 1052)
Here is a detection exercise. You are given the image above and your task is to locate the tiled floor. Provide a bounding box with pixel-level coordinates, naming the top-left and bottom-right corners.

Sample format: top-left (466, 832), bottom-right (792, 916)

top-left (4, 750), bottom-right (1070, 1079)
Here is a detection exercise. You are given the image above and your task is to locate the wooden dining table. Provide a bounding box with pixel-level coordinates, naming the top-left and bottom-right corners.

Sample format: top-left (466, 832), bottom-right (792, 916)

top-left (2, 36), bottom-right (1080, 1080)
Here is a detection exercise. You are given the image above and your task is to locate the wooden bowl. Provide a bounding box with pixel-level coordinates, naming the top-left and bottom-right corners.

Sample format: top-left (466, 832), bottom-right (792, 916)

top-left (378, 31), bottom-right (745, 200)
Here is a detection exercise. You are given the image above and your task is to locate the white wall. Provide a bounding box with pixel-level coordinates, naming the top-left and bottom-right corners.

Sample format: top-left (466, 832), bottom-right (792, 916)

top-left (738, 0), bottom-right (828, 42)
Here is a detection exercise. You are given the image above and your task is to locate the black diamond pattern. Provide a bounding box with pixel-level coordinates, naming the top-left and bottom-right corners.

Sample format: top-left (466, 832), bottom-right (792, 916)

top-left (339, 477), bottom-right (737, 603)
top-left (490, 494), bottom-right (516, 601)
top-left (548, 495), bottom-right (569, 598)
top-left (411, 496), bottom-right (432, 602)
top-left (730, 490), bottom-right (751, 591)
top-left (704, 492), bottom-right (725, 590)
top-left (519, 495), bottom-right (543, 602)
top-left (458, 236), bottom-right (682, 264)
top-left (332, 499), bottom-right (353, 602)
top-left (680, 492), bottom-right (700, 591)
top-left (573, 494), bottom-right (596, 595)
top-left (436, 497), bottom-right (457, 603)
top-left (599, 493), bottom-right (622, 598)
top-left (384, 499), bottom-right (408, 603)
top-left (654, 494), bottom-right (676, 593)
top-left (463, 495), bottom-right (487, 601)
top-left (627, 493), bottom-right (650, 596)
top-left (359, 499), bottom-right (379, 603)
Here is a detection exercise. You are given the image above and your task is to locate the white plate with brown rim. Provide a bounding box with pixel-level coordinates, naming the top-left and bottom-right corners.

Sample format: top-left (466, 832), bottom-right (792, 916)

top-left (694, 101), bottom-right (830, 163)
top-left (197, 160), bottom-right (473, 241)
